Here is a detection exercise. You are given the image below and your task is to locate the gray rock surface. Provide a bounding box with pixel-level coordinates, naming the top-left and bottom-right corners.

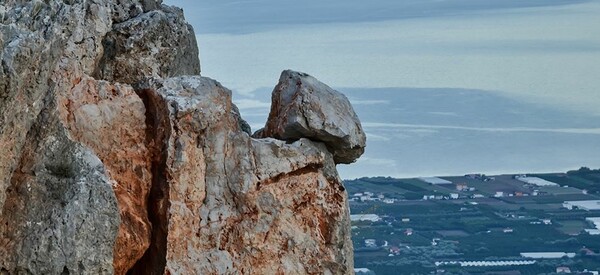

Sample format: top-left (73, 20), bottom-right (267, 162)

top-left (231, 103), bottom-right (253, 135)
top-left (95, 4), bottom-right (200, 84)
top-left (255, 70), bottom-right (367, 164)
top-left (111, 0), bottom-right (163, 23)
top-left (0, 0), bottom-right (197, 273)
top-left (0, 0), bottom-right (113, 218)
top-left (0, 97), bottom-right (119, 275)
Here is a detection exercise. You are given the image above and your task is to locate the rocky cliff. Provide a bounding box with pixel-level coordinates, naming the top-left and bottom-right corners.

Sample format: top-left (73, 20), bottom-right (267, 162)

top-left (0, 1), bottom-right (365, 274)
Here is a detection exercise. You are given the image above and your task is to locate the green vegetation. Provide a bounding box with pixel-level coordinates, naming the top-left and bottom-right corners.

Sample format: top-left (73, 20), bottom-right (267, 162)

top-left (346, 177), bottom-right (452, 200)
top-left (534, 167), bottom-right (600, 194)
top-left (557, 220), bottom-right (588, 235)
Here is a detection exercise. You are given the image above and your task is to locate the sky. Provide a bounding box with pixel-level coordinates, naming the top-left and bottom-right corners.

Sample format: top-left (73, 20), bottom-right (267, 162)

top-left (165, 0), bottom-right (600, 179)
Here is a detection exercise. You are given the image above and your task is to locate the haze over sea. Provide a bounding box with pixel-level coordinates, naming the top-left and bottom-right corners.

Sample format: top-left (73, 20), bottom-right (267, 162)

top-left (166, 0), bottom-right (600, 179)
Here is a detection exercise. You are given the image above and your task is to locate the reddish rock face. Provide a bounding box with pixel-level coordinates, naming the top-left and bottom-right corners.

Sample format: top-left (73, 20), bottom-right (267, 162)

top-left (139, 77), bottom-right (355, 274)
top-left (0, 1), bottom-right (361, 274)
top-left (57, 77), bottom-right (153, 275)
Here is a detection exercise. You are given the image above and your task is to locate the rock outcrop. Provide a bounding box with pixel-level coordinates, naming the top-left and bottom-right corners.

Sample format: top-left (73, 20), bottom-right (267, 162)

top-left (94, 4), bottom-right (200, 84)
top-left (255, 70), bottom-right (366, 164)
top-left (0, 1), bottom-right (364, 274)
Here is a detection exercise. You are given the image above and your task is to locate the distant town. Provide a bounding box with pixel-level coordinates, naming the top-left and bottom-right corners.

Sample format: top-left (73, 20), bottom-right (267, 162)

top-left (346, 167), bottom-right (600, 274)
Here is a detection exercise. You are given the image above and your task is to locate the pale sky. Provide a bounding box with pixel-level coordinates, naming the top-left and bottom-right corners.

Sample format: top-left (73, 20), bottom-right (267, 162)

top-left (192, 1), bottom-right (600, 115)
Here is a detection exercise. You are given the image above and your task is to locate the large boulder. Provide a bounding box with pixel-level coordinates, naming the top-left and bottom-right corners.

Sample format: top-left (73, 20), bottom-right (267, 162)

top-left (255, 70), bottom-right (366, 164)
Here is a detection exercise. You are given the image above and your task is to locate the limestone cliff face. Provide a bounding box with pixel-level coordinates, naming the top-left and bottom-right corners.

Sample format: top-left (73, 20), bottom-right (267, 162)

top-left (0, 1), bottom-right (364, 274)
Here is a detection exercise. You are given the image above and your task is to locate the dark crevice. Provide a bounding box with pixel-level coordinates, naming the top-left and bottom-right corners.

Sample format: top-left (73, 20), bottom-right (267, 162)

top-left (127, 89), bottom-right (171, 275)
top-left (257, 163), bottom-right (323, 189)
top-left (91, 35), bottom-right (115, 81)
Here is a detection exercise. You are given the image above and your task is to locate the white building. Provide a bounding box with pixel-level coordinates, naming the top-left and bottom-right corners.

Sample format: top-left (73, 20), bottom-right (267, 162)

top-left (383, 198), bottom-right (395, 204)
top-left (520, 252), bottom-right (576, 259)
top-left (435, 260), bottom-right (536, 267)
top-left (494, 191), bottom-right (504, 198)
top-left (585, 229), bottom-right (600, 235)
top-left (364, 239), bottom-right (376, 247)
top-left (587, 217), bottom-right (600, 228)
top-left (450, 193), bottom-right (459, 199)
top-left (585, 217), bottom-right (600, 234)
top-left (563, 200), bottom-right (600, 211)
top-left (350, 214), bottom-right (381, 222)
top-left (517, 177), bottom-right (559, 186)
top-left (355, 268), bottom-right (373, 274)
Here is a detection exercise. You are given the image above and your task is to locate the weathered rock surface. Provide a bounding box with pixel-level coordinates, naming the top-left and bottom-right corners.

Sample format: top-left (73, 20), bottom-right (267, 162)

top-left (95, 4), bottom-right (200, 84)
top-left (0, 95), bottom-right (120, 275)
top-left (255, 70), bottom-right (366, 164)
top-left (57, 77), bottom-right (153, 275)
top-left (1, 1), bottom-right (362, 274)
top-left (0, 0), bottom-right (112, 220)
top-left (129, 77), bottom-right (354, 274)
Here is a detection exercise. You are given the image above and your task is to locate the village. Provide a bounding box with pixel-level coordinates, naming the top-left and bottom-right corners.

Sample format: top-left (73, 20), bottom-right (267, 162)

top-left (346, 168), bottom-right (600, 274)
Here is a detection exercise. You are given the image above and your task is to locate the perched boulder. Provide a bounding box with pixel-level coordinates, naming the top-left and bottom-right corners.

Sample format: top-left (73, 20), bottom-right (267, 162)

top-left (255, 70), bottom-right (366, 164)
